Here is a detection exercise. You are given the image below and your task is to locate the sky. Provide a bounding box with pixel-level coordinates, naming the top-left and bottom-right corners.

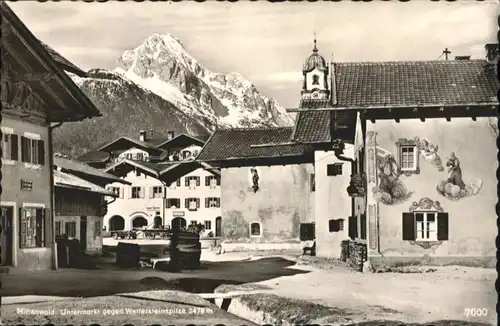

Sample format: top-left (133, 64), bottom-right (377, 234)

top-left (9, 0), bottom-right (499, 109)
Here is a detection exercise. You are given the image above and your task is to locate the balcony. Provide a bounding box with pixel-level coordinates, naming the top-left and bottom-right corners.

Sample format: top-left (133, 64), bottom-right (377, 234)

top-left (347, 173), bottom-right (366, 197)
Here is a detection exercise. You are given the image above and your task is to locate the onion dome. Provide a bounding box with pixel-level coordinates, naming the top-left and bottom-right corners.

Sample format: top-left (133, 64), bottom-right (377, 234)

top-left (302, 38), bottom-right (328, 73)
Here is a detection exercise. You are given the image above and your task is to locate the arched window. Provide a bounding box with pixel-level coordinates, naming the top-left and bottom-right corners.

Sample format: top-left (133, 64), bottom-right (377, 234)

top-left (312, 74), bottom-right (319, 85)
top-left (249, 222), bottom-right (262, 237)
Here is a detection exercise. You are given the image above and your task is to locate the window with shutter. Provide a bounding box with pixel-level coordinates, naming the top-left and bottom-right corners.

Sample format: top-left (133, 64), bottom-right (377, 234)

top-left (185, 177), bottom-right (189, 187)
top-left (402, 212), bottom-right (416, 240)
top-left (38, 140), bottom-right (45, 165)
top-left (205, 176), bottom-right (210, 186)
top-left (11, 134), bottom-right (18, 160)
top-left (185, 198), bottom-right (189, 208)
top-left (196, 177), bottom-right (200, 186)
top-left (44, 208), bottom-right (51, 247)
top-left (176, 179), bottom-right (181, 187)
top-left (19, 207), bottom-right (46, 248)
top-left (437, 212), bottom-right (449, 241)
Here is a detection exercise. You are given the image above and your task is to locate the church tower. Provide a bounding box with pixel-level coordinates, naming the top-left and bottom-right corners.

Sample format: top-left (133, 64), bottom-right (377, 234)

top-left (301, 37), bottom-right (330, 101)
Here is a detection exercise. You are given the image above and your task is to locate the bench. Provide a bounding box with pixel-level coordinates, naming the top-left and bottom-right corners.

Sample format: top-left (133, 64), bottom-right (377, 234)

top-left (302, 241), bottom-right (316, 256)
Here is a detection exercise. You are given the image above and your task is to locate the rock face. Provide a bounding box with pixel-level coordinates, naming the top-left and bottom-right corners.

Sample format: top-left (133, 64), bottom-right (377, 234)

top-left (53, 33), bottom-right (293, 157)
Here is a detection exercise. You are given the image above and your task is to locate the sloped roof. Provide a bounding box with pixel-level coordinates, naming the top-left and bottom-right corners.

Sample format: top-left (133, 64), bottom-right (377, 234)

top-left (146, 133), bottom-right (207, 148)
top-left (292, 59), bottom-right (499, 143)
top-left (96, 136), bottom-right (160, 152)
top-left (77, 151), bottom-right (110, 163)
top-left (53, 155), bottom-right (129, 185)
top-left (39, 41), bottom-right (87, 77)
top-left (334, 60), bottom-right (497, 107)
top-left (54, 170), bottom-right (116, 196)
top-left (197, 127), bottom-right (311, 162)
top-left (0, 2), bottom-right (101, 122)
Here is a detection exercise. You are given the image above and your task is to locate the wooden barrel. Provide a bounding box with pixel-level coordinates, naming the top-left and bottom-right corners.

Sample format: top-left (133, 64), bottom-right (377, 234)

top-left (116, 242), bottom-right (140, 268)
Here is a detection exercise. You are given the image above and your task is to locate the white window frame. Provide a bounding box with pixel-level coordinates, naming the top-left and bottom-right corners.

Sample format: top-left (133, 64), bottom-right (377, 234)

top-left (152, 186), bottom-right (163, 198)
top-left (188, 176), bottom-right (197, 188)
top-left (131, 186), bottom-right (142, 199)
top-left (20, 202), bottom-right (46, 251)
top-left (188, 198), bottom-right (198, 210)
top-left (204, 220), bottom-right (212, 230)
top-left (414, 211), bottom-right (438, 241)
top-left (399, 145), bottom-right (418, 172)
top-left (22, 132), bottom-right (42, 170)
top-left (1, 127), bottom-right (15, 165)
top-left (249, 221), bottom-right (262, 238)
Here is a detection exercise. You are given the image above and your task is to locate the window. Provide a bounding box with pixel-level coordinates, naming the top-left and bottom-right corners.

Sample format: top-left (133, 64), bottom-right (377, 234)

top-left (204, 220), bottom-right (212, 230)
top-left (167, 198), bottom-right (181, 208)
top-left (135, 169), bottom-right (141, 177)
top-left (185, 176), bottom-right (200, 188)
top-left (131, 186), bottom-right (143, 199)
top-left (249, 222), bottom-right (262, 237)
top-left (176, 179), bottom-right (181, 187)
top-left (19, 207), bottom-right (46, 248)
top-left (21, 136), bottom-right (45, 165)
top-left (185, 198), bottom-right (200, 211)
top-left (396, 139), bottom-right (419, 173)
top-left (190, 220), bottom-right (198, 226)
top-left (182, 151), bottom-right (190, 159)
top-left (205, 176), bottom-right (220, 187)
top-left (329, 219), bottom-right (344, 232)
top-left (136, 153), bottom-right (144, 161)
top-left (150, 186), bottom-right (164, 199)
top-left (300, 223), bottom-right (315, 241)
top-left (65, 221), bottom-right (77, 238)
top-left (2, 133), bottom-right (18, 162)
top-left (55, 221), bottom-right (63, 235)
top-left (327, 163), bottom-right (343, 176)
top-left (310, 173), bottom-right (315, 192)
top-left (125, 153), bottom-right (133, 160)
top-left (402, 211), bottom-right (449, 242)
top-left (205, 197), bottom-right (220, 208)
top-left (109, 187), bottom-right (121, 197)
top-left (312, 74), bottom-right (319, 85)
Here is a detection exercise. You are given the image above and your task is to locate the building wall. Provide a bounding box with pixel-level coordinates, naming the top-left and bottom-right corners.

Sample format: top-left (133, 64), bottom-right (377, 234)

top-left (54, 215), bottom-right (103, 255)
top-left (366, 118), bottom-right (497, 267)
top-left (165, 167), bottom-right (221, 232)
top-left (104, 167), bottom-right (221, 233)
top-left (1, 116), bottom-right (52, 271)
top-left (314, 150), bottom-right (352, 258)
top-left (221, 163), bottom-right (314, 243)
top-left (117, 147), bottom-right (149, 161)
top-left (105, 171), bottom-right (164, 230)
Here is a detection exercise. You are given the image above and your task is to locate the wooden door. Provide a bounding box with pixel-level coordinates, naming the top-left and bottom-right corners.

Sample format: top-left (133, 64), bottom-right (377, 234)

top-left (1, 206), bottom-right (14, 266)
top-left (215, 216), bottom-right (222, 237)
top-left (80, 216), bottom-right (87, 251)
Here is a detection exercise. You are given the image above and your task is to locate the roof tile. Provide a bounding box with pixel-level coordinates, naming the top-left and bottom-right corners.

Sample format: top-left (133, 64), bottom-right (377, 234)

top-left (197, 127), bottom-right (311, 161)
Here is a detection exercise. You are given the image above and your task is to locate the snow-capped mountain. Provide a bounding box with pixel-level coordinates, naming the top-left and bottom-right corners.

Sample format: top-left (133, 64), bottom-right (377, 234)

top-left (53, 34), bottom-right (293, 157)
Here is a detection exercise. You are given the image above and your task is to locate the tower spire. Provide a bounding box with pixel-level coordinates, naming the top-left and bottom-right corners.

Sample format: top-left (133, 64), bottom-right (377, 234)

top-left (313, 32), bottom-right (318, 53)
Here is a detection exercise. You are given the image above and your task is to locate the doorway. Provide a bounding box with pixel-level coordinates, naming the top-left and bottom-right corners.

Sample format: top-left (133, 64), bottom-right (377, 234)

top-left (1, 206), bottom-right (14, 266)
top-left (80, 216), bottom-right (87, 252)
top-left (215, 216), bottom-right (222, 237)
top-left (171, 217), bottom-right (187, 232)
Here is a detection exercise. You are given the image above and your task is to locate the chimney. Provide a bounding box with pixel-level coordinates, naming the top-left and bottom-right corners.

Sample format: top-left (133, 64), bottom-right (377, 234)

top-left (485, 43), bottom-right (499, 64)
top-left (167, 131), bottom-right (175, 140)
top-left (139, 130), bottom-right (146, 142)
top-left (455, 56), bottom-right (470, 61)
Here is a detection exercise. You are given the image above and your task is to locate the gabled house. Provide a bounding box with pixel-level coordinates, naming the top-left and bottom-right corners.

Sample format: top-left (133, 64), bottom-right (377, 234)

top-left (196, 127), bottom-right (315, 247)
top-left (102, 159), bottom-right (221, 235)
top-left (52, 154), bottom-right (130, 255)
top-left (287, 39), bottom-right (498, 268)
top-left (1, 2), bottom-right (101, 271)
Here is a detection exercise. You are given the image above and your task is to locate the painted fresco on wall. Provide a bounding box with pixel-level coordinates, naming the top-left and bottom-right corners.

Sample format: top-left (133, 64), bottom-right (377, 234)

top-left (437, 152), bottom-right (483, 200)
top-left (249, 167), bottom-right (260, 193)
top-left (488, 117), bottom-right (498, 137)
top-left (373, 149), bottom-right (413, 205)
top-left (414, 137), bottom-right (444, 172)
